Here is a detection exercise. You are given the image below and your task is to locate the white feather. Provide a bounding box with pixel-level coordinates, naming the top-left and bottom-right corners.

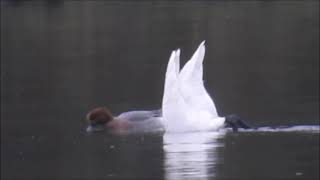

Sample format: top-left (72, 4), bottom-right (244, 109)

top-left (162, 41), bottom-right (225, 132)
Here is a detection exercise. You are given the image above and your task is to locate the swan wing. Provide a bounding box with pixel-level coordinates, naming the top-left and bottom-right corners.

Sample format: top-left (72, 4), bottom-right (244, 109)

top-left (174, 49), bottom-right (180, 75)
top-left (178, 41), bottom-right (219, 118)
top-left (162, 50), bottom-right (179, 108)
top-left (162, 49), bottom-right (192, 131)
top-left (117, 110), bottom-right (162, 121)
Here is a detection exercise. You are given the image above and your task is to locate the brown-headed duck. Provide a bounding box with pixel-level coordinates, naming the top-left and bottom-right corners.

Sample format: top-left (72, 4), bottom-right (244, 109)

top-left (86, 107), bottom-right (164, 133)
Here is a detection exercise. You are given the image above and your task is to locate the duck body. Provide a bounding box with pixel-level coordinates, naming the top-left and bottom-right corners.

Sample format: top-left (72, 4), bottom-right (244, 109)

top-left (86, 107), bottom-right (164, 133)
top-left (112, 110), bottom-right (164, 133)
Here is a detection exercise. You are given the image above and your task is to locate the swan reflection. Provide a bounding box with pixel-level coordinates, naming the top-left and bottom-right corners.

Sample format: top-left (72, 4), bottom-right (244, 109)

top-left (163, 132), bottom-right (225, 180)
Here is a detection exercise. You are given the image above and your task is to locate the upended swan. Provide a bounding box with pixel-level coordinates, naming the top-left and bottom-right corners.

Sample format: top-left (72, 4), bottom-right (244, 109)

top-left (162, 41), bottom-right (248, 132)
top-left (85, 41), bottom-right (251, 133)
top-left (162, 41), bottom-right (223, 132)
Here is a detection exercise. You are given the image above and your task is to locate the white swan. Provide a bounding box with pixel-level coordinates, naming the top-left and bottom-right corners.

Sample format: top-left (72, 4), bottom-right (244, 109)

top-left (162, 41), bottom-right (225, 132)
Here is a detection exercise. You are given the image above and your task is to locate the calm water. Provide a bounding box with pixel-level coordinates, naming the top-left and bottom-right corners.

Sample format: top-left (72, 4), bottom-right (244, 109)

top-left (1, 1), bottom-right (319, 179)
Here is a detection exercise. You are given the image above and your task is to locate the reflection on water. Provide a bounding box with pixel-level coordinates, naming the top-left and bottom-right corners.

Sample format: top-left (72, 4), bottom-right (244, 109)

top-left (163, 132), bottom-right (225, 179)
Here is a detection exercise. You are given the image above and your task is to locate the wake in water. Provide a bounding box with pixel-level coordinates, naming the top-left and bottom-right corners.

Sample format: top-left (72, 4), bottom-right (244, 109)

top-left (239, 125), bottom-right (320, 133)
top-left (219, 125), bottom-right (320, 133)
top-left (223, 115), bottom-right (320, 133)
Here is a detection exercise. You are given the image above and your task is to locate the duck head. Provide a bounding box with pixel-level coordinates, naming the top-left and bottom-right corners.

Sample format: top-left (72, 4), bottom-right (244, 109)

top-left (86, 107), bottom-right (113, 132)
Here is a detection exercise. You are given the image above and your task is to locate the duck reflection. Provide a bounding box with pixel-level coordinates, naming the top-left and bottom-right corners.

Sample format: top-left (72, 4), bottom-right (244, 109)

top-left (163, 132), bottom-right (225, 180)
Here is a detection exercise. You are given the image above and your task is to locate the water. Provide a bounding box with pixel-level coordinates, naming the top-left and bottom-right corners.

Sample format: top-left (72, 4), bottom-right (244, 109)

top-left (1, 1), bottom-right (319, 179)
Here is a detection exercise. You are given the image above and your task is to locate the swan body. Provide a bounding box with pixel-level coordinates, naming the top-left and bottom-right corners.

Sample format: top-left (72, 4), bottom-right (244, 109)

top-left (162, 41), bottom-right (225, 132)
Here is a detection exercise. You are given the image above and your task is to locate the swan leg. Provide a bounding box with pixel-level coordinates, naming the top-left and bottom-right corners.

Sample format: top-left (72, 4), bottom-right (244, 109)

top-left (152, 109), bottom-right (162, 117)
top-left (224, 114), bottom-right (252, 132)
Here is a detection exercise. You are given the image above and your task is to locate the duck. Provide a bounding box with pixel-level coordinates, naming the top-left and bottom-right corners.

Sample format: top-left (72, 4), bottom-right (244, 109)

top-left (86, 107), bottom-right (164, 133)
top-left (162, 41), bottom-right (251, 132)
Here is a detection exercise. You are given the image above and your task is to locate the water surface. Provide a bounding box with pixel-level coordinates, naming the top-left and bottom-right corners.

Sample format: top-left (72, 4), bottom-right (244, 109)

top-left (1, 1), bottom-right (319, 179)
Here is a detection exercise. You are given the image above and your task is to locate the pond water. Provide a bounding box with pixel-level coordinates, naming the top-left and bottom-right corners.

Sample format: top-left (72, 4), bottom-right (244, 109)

top-left (1, 1), bottom-right (319, 179)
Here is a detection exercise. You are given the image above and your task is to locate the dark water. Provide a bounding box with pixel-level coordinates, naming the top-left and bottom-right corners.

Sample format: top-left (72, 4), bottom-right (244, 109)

top-left (1, 1), bottom-right (319, 179)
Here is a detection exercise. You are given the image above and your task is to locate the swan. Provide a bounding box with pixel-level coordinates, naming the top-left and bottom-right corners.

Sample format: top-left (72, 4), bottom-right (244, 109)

top-left (162, 41), bottom-right (226, 132)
